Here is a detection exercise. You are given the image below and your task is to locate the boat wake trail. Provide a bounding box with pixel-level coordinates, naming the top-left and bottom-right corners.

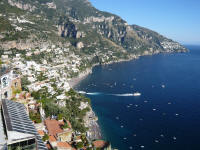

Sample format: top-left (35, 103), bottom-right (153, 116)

top-left (110, 93), bottom-right (134, 97)
top-left (86, 92), bottom-right (102, 95)
top-left (78, 91), bottom-right (102, 96)
top-left (78, 91), bottom-right (140, 97)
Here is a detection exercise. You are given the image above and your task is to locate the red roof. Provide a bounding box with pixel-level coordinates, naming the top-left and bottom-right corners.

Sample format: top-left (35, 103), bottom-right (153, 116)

top-left (45, 119), bottom-right (64, 137)
top-left (46, 143), bottom-right (53, 150)
top-left (93, 140), bottom-right (108, 148)
top-left (38, 130), bottom-right (45, 136)
top-left (57, 142), bottom-right (72, 148)
top-left (49, 135), bottom-right (56, 142)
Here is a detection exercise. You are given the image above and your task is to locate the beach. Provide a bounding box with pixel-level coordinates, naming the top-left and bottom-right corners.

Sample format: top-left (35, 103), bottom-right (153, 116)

top-left (68, 68), bottom-right (92, 88)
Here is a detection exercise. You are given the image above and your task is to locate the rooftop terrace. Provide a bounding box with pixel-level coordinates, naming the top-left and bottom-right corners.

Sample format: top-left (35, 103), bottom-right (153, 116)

top-left (1, 99), bottom-right (47, 150)
top-left (0, 107), bottom-right (6, 149)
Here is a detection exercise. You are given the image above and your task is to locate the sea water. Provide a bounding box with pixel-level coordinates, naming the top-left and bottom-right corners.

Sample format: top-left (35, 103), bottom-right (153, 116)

top-left (76, 45), bottom-right (200, 150)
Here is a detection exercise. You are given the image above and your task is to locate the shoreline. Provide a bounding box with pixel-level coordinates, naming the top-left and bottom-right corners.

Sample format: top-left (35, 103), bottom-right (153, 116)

top-left (67, 50), bottom-right (187, 141)
top-left (68, 50), bottom-right (171, 88)
top-left (84, 107), bottom-right (102, 140)
top-left (68, 67), bottom-right (93, 89)
top-left (68, 56), bottom-right (139, 141)
top-left (68, 55), bottom-right (138, 88)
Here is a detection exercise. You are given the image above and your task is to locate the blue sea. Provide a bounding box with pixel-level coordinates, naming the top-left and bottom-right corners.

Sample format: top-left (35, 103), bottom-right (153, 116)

top-left (76, 45), bottom-right (200, 150)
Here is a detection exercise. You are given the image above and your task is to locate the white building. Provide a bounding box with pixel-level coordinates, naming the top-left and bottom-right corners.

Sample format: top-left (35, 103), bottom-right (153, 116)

top-left (0, 66), bottom-right (21, 101)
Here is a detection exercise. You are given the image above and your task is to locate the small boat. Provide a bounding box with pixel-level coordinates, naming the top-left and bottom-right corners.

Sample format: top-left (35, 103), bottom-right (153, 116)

top-left (78, 91), bottom-right (86, 94)
top-left (155, 140), bottom-right (159, 143)
top-left (133, 92), bottom-right (141, 96)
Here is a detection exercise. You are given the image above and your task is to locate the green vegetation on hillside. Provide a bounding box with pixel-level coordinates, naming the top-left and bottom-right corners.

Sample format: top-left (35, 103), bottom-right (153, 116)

top-left (0, 17), bottom-right (13, 32)
top-left (32, 87), bottom-right (90, 133)
top-left (0, 1), bottom-right (24, 15)
top-left (0, 0), bottom-right (186, 62)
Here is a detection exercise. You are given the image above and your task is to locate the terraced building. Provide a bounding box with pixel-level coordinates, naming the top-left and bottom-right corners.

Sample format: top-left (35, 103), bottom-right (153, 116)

top-left (0, 99), bottom-right (47, 150)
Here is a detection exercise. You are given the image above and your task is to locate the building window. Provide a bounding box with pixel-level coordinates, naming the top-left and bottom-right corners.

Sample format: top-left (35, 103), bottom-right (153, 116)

top-left (4, 92), bottom-right (8, 99)
top-left (15, 82), bottom-right (18, 87)
top-left (2, 76), bottom-right (8, 87)
top-left (8, 139), bottom-right (36, 150)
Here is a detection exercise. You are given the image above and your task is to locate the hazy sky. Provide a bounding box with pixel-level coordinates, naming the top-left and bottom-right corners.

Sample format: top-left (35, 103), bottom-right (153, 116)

top-left (90, 0), bottom-right (200, 45)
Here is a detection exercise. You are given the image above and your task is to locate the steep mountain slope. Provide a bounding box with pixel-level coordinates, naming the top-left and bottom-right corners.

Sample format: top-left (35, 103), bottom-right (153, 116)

top-left (0, 0), bottom-right (187, 74)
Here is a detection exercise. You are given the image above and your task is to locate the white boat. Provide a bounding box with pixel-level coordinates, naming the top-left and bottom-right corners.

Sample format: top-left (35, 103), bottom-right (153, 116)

top-left (78, 91), bottom-right (86, 94)
top-left (133, 92), bottom-right (141, 96)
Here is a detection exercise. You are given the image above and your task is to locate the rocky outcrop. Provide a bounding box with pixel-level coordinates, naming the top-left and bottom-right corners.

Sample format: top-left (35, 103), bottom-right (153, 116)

top-left (84, 108), bottom-right (101, 140)
top-left (8, 0), bottom-right (36, 11)
top-left (58, 22), bottom-right (77, 38)
top-left (0, 40), bottom-right (44, 50)
top-left (0, 41), bottom-right (31, 50)
top-left (58, 21), bottom-right (85, 40)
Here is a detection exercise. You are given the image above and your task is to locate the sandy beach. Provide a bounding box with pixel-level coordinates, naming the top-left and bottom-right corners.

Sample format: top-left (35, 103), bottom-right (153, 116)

top-left (68, 53), bottom-right (141, 88)
top-left (68, 68), bottom-right (92, 88)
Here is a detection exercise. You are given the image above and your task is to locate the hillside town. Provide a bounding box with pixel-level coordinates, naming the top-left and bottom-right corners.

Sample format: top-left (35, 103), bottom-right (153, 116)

top-left (0, 62), bottom-right (112, 150)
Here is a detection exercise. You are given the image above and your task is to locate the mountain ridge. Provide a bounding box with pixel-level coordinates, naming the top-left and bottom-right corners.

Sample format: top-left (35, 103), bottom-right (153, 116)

top-left (0, 0), bottom-right (187, 75)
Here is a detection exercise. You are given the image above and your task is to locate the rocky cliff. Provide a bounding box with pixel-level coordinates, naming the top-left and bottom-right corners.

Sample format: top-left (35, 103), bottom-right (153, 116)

top-left (0, 0), bottom-right (187, 68)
